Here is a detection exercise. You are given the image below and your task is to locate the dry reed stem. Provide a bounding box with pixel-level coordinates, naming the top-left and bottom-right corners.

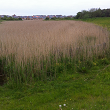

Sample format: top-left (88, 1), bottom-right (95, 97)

top-left (0, 20), bottom-right (109, 65)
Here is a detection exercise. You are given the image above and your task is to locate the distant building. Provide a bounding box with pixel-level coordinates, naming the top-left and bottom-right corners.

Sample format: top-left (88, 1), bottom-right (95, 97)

top-left (33, 15), bottom-right (46, 20)
top-left (21, 16), bottom-right (28, 20)
top-left (47, 15), bottom-right (56, 19)
top-left (26, 16), bottom-right (33, 20)
top-left (12, 14), bottom-right (18, 18)
top-left (67, 15), bottom-right (73, 18)
top-left (0, 14), bottom-right (74, 20)
top-left (0, 15), bottom-right (7, 18)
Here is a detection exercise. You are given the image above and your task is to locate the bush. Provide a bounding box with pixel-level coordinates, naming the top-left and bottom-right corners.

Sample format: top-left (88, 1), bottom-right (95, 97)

top-left (1, 16), bottom-right (22, 21)
top-left (45, 17), bottom-right (49, 20)
top-left (51, 17), bottom-right (56, 20)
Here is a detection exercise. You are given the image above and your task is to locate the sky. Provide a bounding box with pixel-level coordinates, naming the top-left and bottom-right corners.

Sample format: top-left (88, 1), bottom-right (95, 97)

top-left (0, 0), bottom-right (110, 16)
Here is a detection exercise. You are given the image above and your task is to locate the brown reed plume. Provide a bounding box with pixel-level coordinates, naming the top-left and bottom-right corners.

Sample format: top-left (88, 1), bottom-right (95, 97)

top-left (0, 20), bottom-right (109, 66)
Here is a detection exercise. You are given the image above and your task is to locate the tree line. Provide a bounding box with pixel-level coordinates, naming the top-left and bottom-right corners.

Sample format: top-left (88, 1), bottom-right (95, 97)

top-left (74, 8), bottom-right (110, 19)
top-left (0, 15), bottom-right (22, 21)
top-left (45, 17), bottom-right (74, 20)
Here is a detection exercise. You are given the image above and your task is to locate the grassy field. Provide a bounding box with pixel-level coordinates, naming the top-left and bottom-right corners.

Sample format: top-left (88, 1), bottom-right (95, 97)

top-left (80, 17), bottom-right (110, 31)
top-left (0, 19), bottom-right (4, 23)
top-left (0, 18), bottom-right (110, 110)
top-left (0, 20), bottom-right (109, 84)
top-left (1, 64), bottom-right (110, 110)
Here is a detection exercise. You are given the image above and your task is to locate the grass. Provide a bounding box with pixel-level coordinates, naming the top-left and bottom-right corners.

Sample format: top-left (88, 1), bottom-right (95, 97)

top-left (0, 60), bottom-right (110, 110)
top-left (0, 20), bottom-right (109, 84)
top-left (80, 17), bottom-right (110, 31)
top-left (0, 19), bottom-right (4, 23)
top-left (0, 17), bottom-right (110, 110)
top-left (45, 17), bottom-right (74, 21)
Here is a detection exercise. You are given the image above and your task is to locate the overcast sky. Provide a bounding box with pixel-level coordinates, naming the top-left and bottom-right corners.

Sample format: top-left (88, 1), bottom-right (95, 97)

top-left (0, 0), bottom-right (110, 16)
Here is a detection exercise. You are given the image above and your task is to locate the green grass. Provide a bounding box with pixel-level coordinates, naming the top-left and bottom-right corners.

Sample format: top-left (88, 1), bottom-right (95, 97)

top-left (45, 18), bottom-right (74, 21)
top-left (0, 61), bottom-right (110, 110)
top-left (80, 17), bottom-right (110, 31)
top-left (0, 19), bottom-right (4, 23)
top-left (0, 17), bottom-right (110, 110)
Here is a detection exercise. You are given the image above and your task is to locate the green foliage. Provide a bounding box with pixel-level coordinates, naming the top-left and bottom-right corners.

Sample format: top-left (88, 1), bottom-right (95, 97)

top-left (97, 58), bottom-right (109, 66)
top-left (1, 61), bottom-right (110, 109)
top-left (46, 16), bottom-right (73, 20)
top-left (18, 18), bottom-right (22, 20)
top-left (1, 16), bottom-right (22, 21)
top-left (51, 17), bottom-right (56, 20)
top-left (1, 51), bottom-right (110, 87)
top-left (75, 8), bottom-right (110, 19)
top-left (45, 17), bottom-right (49, 20)
top-left (80, 17), bottom-right (110, 31)
top-left (47, 17), bottom-right (74, 21)
top-left (0, 57), bottom-right (7, 86)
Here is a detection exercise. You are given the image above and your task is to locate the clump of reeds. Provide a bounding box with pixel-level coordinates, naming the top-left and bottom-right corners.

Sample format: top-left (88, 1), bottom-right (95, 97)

top-left (0, 20), bottom-right (109, 86)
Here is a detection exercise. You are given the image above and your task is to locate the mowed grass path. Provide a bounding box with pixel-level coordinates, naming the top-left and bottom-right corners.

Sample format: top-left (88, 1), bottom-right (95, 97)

top-left (0, 18), bottom-right (110, 110)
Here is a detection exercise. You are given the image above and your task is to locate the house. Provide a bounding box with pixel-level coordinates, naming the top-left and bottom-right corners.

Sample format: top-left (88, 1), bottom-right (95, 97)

top-left (26, 16), bottom-right (33, 20)
top-left (33, 16), bottom-right (38, 20)
top-left (47, 15), bottom-right (56, 19)
top-left (22, 16), bottom-right (28, 20)
top-left (33, 15), bottom-right (46, 20)
top-left (0, 15), bottom-right (5, 18)
top-left (12, 14), bottom-right (18, 18)
top-left (67, 15), bottom-right (73, 18)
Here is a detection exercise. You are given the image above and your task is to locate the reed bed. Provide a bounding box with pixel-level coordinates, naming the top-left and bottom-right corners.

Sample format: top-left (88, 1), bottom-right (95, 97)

top-left (0, 20), bottom-right (109, 85)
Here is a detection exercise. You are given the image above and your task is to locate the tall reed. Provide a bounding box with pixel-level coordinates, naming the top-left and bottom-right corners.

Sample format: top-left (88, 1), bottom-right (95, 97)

top-left (0, 20), bottom-right (109, 86)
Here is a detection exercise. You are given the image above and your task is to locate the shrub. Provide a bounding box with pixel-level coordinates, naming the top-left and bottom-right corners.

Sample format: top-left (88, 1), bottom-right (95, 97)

top-left (45, 17), bottom-right (49, 20)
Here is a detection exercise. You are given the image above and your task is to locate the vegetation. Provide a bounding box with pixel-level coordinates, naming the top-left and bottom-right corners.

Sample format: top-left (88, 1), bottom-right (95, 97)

top-left (75, 8), bottom-right (110, 19)
top-left (45, 17), bottom-right (74, 20)
top-left (0, 15), bottom-right (22, 21)
top-left (78, 17), bottom-right (110, 31)
top-left (0, 18), bottom-right (110, 110)
top-left (0, 20), bottom-right (109, 85)
top-left (45, 17), bottom-right (49, 20)
top-left (0, 19), bottom-right (4, 23)
top-left (1, 63), bottom-right (110, 110)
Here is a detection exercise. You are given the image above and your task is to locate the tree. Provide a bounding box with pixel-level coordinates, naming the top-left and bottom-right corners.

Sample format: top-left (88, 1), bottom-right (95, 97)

top-left (51, 17), bottom-right (56, 20)
top-left (74, 8), bottom-right (110, 19)
top-left (95, 8), bottom-right (102, 17)
top-left (89, 8), bottom-right (97, 12)
top-left (1, 15), bottom-right (8, 20)
top-left (45, 17), bottom-right (49, 20)
top-left (75, 12), bottom-right (82, 19)
top-left (7, 16), bottom-right (13, 20)
top-left (18, 18), bottom-right (22, 20)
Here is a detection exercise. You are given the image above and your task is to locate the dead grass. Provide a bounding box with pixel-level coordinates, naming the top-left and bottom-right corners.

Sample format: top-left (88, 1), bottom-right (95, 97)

top-left (0, 20), bottom-right (109, 65)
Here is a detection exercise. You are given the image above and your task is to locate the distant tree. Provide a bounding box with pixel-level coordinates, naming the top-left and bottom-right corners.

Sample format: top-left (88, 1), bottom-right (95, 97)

top-left (1, 16), bottom-right (22, 21)
top-left (51, 17), bottom-right (56, 20)
top-left (1, 15), bottom-right (8, 20)
top-left (95, 8), bottom-right (102, 17)
top-left (82, 13), bottom-right (90, 19)
top-left (74, 12), bottom-right (82, 19)
top-left (81, 10), bottom-right (90, 19)
top-left (89, 8), bottom-right (97, 12)
top-left (18, 18), bottom-right (22, 20)
top-left (102, 9), bottom-right (110, 17)
top-left (45, 17), bottom-right (49, 20)
top-left (6, 16), bottom-right (13, 20)
top-left (74, 8), bottom-right (110, 19)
